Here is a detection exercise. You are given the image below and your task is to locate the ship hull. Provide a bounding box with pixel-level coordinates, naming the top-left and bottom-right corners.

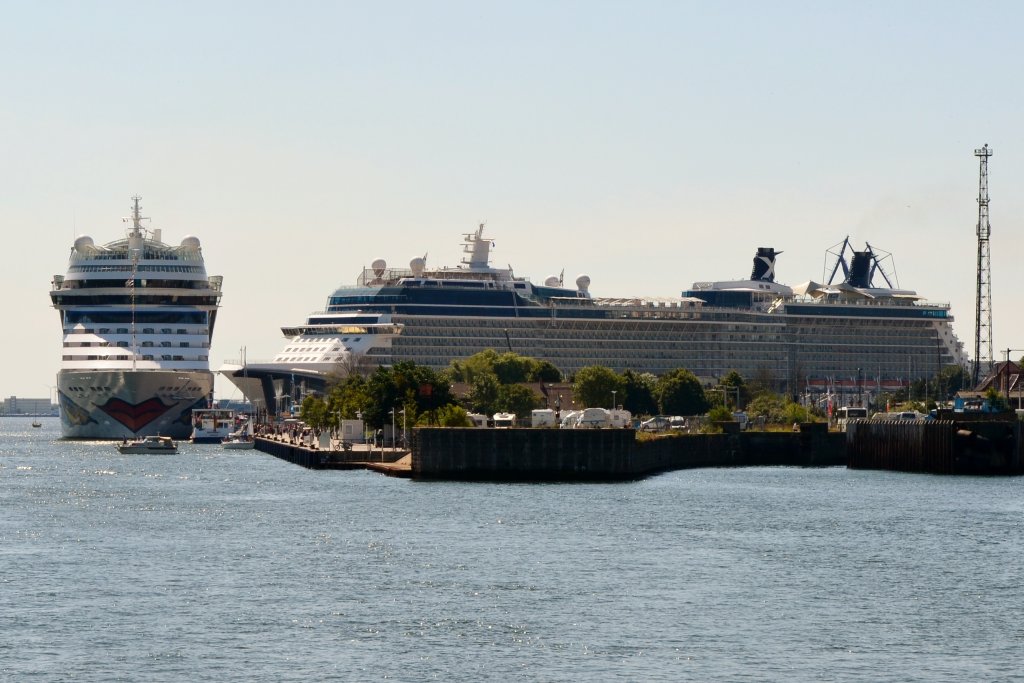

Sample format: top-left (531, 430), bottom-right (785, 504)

top-left (57, 369), bottom-right (213, 440)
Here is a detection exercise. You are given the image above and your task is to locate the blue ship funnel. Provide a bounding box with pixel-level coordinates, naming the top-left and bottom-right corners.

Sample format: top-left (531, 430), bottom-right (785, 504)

top-left (750, 248), bottom-right (781, 282)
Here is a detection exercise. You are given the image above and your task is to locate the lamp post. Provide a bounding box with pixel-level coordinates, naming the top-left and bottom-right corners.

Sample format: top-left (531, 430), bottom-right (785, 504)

top-left (389, 408), bottom-right (395, 454)
top-left (611, 390), bottom-right (617, 411)
top-left (399, 408), bottom-right (406, 448)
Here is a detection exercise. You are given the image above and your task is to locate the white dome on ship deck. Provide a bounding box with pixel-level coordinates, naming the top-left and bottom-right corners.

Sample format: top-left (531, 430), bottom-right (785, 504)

top-left (74, 235), bottom-right (94, 252)
top-left (180, 236), bottom-right (201, 250)
top-left (410, 257), bottom-right (426, 276)
top-left (575, 274), bottom-right (591, 293)
top-left (372, 258), bottom-right (387, 276)
top-left (544, 275), bottom-right (559, 287)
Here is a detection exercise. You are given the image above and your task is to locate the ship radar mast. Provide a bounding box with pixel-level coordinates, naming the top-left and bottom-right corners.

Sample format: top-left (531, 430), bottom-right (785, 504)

top-left (461, 222), bottom-right (494, 270)
top-left (124, 195), bottom-right (150, 237)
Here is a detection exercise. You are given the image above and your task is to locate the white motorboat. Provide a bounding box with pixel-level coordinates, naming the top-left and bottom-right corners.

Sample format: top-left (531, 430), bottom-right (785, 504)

top-left (221, 420), bottom-right (255, 450)
top-left (116, 435), bottom-right (178, 454)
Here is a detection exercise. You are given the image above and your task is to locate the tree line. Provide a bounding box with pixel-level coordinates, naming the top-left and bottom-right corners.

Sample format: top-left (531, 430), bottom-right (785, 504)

top-left (298, 349), bottom-right (974, 432)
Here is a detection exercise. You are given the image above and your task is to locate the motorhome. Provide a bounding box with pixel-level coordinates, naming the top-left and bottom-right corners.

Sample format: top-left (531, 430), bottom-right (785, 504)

top-left (493, 412), bottom-right (516, 428)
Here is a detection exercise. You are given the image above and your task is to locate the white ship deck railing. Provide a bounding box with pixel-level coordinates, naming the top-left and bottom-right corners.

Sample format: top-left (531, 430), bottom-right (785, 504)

top-left (787, 295), bottom-right (950, 309)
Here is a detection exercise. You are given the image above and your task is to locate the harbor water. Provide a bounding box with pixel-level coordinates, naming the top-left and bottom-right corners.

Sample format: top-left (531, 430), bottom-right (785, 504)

top-left (2, 417), bottom-right (1022, 682)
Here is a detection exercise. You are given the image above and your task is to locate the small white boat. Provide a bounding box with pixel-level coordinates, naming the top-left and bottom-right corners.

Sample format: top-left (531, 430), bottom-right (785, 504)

top-left (117, 435), bottom-right (178, 454)
top-left (191, 408), bottom-right (236, 443)
top-left (31, 420), bottom-right (42, 428)
top-left (221, 435), bottom-right (255, 450)
top-left (221, 420), bottom-right (255, 450)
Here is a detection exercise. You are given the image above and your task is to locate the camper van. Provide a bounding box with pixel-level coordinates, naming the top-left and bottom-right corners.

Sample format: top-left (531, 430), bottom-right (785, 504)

top-left (467, 413), bottom-right (489, 428)
top-left (492, 412), bottom-right (516, 428)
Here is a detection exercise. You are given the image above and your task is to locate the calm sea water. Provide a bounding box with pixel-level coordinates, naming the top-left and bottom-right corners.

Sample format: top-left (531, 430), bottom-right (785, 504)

top-left (2, 417), bottom-right (1023, 682)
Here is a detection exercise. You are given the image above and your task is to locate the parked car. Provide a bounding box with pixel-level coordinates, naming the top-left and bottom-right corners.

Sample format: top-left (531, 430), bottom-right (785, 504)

top-left (640, 416), bottom-right (671, 431)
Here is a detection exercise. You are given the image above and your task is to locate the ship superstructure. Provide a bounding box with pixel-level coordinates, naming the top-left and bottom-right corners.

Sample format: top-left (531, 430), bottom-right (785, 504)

top-left (50, 197), bottom-right (223, 439)
top-left (220, 225), bottom-right (965, 412)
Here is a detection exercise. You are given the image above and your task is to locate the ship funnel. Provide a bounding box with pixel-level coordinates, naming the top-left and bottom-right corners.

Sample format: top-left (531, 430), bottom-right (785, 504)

top-left (750, 247), bottom-right (781, 282)
top-left (845, 250), bottom-right (873, 288)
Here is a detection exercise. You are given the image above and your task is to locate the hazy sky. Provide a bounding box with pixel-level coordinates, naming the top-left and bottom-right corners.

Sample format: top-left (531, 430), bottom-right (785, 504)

top-left (4, 1), bottom-right (1024, 400)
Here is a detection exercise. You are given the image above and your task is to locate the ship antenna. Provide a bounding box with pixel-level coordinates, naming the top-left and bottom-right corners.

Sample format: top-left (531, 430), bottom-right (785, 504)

top-left (125, 195), bottom-right (150, 237)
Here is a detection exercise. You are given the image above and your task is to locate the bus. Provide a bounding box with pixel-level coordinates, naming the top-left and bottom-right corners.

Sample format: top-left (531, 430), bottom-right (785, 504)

top-left (836, 406), bottom-right (868, 430)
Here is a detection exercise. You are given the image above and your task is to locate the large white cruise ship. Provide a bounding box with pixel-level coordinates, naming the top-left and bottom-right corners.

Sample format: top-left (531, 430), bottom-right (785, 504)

top-left (220, 225), bottom-right (966, 413)
top-left (50, 197), bottom-right (223, 439)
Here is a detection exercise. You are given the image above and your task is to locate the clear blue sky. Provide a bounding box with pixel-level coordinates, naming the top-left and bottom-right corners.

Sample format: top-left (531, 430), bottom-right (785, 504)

top-left (4, 1), bottom-right (1023, 399)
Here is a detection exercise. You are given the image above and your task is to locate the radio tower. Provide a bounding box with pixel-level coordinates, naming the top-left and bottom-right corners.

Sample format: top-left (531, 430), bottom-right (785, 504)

top-left (973, 143), bottom-right (994, 386)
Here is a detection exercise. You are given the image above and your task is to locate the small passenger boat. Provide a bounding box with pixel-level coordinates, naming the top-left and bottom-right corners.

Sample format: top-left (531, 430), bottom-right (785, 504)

top-left (116, 435), bottom-right (178, 454)
top-left (221, 420), bottom-right (255, 450)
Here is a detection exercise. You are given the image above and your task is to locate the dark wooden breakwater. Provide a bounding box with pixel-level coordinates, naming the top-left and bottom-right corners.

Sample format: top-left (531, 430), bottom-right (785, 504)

top-left (411, 423), bottom-right (844, 481)
top-left (253, 423), bottom-right (844, 480)
top-left (255, 418), bottom-right (1024, 479)
top-left (847, 418), bottom-right (1023, 475)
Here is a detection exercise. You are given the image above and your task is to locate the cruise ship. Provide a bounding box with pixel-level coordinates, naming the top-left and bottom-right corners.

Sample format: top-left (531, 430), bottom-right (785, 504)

top-left (220, 225), bottom-right (966, 412)
top-left (50, 197), bottom-right (223, 439)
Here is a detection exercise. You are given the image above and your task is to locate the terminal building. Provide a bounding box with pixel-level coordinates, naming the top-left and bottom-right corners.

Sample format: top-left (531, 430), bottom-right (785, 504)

top-left (1, 397), bottom-right (58, 416)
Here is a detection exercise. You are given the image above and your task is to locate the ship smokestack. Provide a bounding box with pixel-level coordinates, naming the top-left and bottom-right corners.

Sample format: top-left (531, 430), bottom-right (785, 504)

top-left (846, 250), bottom-right (873, 288)
top-left (750, 247), bottom-right (780, 282)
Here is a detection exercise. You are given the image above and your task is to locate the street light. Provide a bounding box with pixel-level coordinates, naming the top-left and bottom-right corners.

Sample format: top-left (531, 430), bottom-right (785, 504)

top-left (399, 408), bottom-right (407, 448)
top-left (611, 390), bottom-right (617, 411)
top-left (389, 408), bottom-right (395, 453)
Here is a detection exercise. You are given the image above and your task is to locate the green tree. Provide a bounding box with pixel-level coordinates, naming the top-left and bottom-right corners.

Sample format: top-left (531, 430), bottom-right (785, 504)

top-left (934, 365), bottom-right (969, 400)
top-left (468, 372), bottom-right (500, 415)
top-left (985, 386), bottom-right (1010, 412)
top-left (418, 404), bottom-right (473, 427)
top-left (364, 361), bottom-right (454, 428)
top-left (654, 368), bottom-right (709, 416)
top-left (719, 370), bottom-right (748, 408)
top-left (746, 393), bottom-right (786, 423)
top-left (449, 350), bottom-right (563, 385)
top-left (528, 360), bottom-right (563, 383)
top-left (707, 405), bottom-right (733, 422)
top-left (573, 366), bottom-right (625, 409)
top-left (496, 383), bottom-right (543, 417)
top-left (621, 370), bottom-right (658, 416)
top-left (299, 394), bottom-right (328, 431)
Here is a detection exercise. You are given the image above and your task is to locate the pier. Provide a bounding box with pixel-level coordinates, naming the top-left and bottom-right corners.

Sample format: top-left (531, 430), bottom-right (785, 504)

top-left (846, 417), bottom-right (1023, 475)
top-left (253, 423), bottom-right (845, 481)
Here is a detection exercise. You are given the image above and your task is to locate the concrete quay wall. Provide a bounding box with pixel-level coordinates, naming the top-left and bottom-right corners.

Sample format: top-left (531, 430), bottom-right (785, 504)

top-left (847, 419), bottom-right (1023, 475)
top-left (412, 424), bottom-right (845, 481)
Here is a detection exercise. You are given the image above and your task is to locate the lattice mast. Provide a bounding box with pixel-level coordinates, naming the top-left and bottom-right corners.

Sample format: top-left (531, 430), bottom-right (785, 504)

top-left (973, 144), bottom-right (994, 386)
